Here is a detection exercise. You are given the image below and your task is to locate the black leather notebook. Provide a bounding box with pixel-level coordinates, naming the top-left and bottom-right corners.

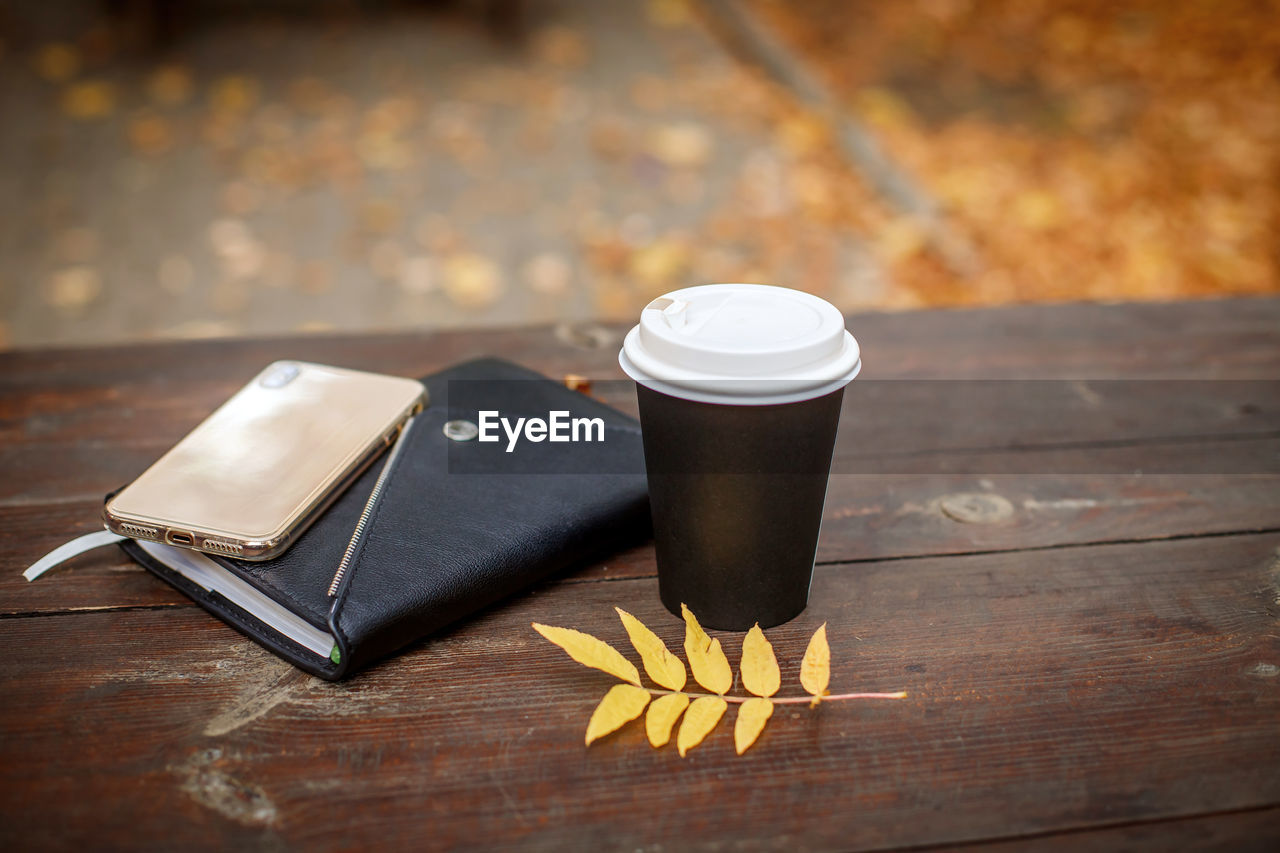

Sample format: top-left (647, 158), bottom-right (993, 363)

top-left (120, 358), bottom-right (650, 679)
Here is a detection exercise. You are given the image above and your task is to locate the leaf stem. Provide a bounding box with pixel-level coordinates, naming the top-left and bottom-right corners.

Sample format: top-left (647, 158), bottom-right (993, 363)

top-left (644, 688), bottom-right (907, 704)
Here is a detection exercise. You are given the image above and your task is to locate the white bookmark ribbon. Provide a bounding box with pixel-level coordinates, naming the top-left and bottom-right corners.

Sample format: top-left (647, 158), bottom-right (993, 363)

top-left (23, 530), bottom-right (127, 581)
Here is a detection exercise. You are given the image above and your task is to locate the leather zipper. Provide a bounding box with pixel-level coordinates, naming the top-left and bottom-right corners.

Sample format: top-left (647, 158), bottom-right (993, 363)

top-left (328, 414), bottom-right (417, 597)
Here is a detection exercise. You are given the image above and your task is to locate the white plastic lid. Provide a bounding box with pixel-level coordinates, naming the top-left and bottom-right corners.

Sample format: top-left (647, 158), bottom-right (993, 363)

top-left (619, 283), bottom-right (861, 405)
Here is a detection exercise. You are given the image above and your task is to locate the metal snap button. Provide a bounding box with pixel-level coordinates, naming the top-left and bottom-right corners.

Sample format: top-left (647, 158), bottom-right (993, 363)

top-left (442, 419), bottom-right (479, 442)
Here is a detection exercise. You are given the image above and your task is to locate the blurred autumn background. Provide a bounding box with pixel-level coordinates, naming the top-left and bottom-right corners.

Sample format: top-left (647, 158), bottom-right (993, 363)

top-left (1, 0), bottom-right (1276, 349)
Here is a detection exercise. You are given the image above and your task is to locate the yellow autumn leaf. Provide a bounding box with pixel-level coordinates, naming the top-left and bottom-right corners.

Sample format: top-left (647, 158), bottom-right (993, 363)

top-left (681, 604), bottom-right (732, 695)
top-left (739, 624), bottom-right (780, 698)
top-left (585, 684), bottom-right (651, 745)
top-left (800, 623), bottom-right (831, 702)
top-left (734, 697), bottom-right (774, 755)
top-left (616, 607), bottom-right (686, 691)
top-left (645, 692), bottom-right (690, 748)
top-left (532, 623), bottom-right (641, 686)
top-left (677, 695), bottom-right (727, 757)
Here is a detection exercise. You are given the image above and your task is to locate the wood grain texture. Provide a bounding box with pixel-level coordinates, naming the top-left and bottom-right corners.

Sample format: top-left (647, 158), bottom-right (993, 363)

top-left (5, 380), bottom-right (1277, 494)
top-left (2, 533), bottom-right (1278, 850)
top-left (7, 468), bottom-right (1280, 617)
top-left (2, 298), bottom-right (1279, 851)
top-left (957, 806), bottom-right (1280, 853)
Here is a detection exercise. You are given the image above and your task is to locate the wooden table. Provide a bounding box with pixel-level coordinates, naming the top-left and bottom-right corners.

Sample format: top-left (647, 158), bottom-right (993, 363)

top-left (3, 299), bottom-right (1278, 851)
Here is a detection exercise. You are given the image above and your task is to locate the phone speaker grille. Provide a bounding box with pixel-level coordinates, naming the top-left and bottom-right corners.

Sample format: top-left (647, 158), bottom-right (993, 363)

top-left (119, 523), bottom-right (158, 539)
top-left (202, 540), bottom-right (244, 556)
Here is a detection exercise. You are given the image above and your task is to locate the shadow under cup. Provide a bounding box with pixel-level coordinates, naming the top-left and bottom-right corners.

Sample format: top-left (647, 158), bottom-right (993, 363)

top-left (635, 383), bottom-right (845, 631)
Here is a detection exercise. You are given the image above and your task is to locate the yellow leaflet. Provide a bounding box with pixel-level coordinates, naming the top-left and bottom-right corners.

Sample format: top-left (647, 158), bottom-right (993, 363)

top-left (585, 684), bottom-right (651, 745)
top-left (739, 624), bottom-right (780, 697)
top-left (532, 623), bottom-right (641, 686)
top-left (645, 692), bottom-right (690, 748)
top-left (677, 695), bottom-right (727, 757)
top-left (616, 607), bottom-right (687, 691)
top-left (681, 604), bottom-right (732, 695)
top-left (734, 697), bottom-right (774, 755)
top-left (800, 623), bottom-right (831, 701)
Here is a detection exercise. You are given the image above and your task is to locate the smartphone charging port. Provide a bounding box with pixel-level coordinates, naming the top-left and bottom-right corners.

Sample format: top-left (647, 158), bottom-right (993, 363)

top-left (167, 531), bottom-right (194, 546)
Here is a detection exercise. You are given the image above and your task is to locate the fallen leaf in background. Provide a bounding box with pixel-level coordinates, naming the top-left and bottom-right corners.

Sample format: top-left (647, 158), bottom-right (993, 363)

top-left (647, 122), bottom-right (714, 168)
top-left (755, 0), bottom-right (1280, 303)
top-left (11, 0), bottom-right (1276, 352)
top-left (147, 66), bottom-right (194, 106)
top-left (398, 256), bottom-right (438, 295)
top-left (524, 252), bottom-right (573, 296)
top-left (532, 26), bottom-right (589, 69)
top-left (442, 253), bottom-right (504, 309)
top-left (210, 75), bottom-right (260, 115)
top-left (647, 0), bottom-right (693, 29)
top-left (128, 115), bottom-right (175, 157)
top-left (35, 43), bottom-right (80, 82)
top-left (46, 267), bottom-right (102, 310)
top-left (629, 238), bottom-right (689, 293)
top-left (61, 81), bottom-right (116, 120)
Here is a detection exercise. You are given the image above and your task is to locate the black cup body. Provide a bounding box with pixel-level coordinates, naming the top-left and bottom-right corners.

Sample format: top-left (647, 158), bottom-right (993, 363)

top-left (635, 383), bottom-right (845, 630)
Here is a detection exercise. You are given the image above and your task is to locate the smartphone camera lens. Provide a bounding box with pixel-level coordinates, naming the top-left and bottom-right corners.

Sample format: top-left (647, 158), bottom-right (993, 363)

top-left (261, 363), bottom-right (300, 389)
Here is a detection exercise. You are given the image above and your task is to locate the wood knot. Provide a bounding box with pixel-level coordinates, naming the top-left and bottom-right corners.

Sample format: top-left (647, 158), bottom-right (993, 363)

top-left (939, 492), bottom-right (1014, 524)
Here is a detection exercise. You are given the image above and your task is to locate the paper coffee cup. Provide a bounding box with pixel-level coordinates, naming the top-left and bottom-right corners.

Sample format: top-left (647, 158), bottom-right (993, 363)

top-left (620, 284), bottom-right (860, 630)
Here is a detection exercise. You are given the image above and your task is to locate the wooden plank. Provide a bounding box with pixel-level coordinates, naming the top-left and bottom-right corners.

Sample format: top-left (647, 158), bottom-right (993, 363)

top-left (816, 470), bottom-right (1280, 560)
top-left (3, 533), bottom-right (1278, 850)
top-left (3, 299), bottom-right (1278, 848)
top-left (845, 298), bottom-right (1280, 380)
top-left (1, 500), bottom-right (190, 614)
top-left (2, 299), bottom-right (1278, 392)
top-left (0, 326), bottom-right (616, 391)
top-left (6, 377), bottom-right (1278, 470)
top-left (8, 465), bottom-right (1280, 616)
top-left (4, 371), bottom-right (1276, 507)
top-left (4, 302), bottom-right (1276, 505)
top-left (5, 416), bottom-right (1277, 515)
top-left (960, 806), bottom-right (1280, 853)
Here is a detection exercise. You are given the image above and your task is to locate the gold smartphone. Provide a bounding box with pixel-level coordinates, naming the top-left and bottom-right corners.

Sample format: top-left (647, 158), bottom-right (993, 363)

top-left (104, 361), bottom-right (426, 560)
